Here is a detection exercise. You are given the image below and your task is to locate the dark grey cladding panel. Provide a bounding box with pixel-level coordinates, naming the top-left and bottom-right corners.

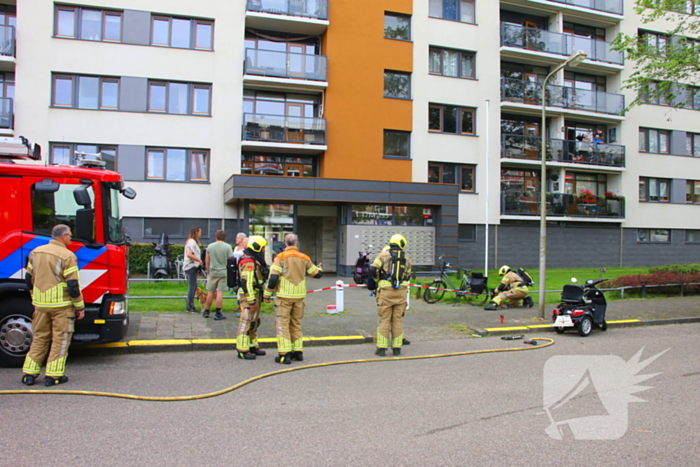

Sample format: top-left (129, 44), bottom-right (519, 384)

top-left (438, 205), bottom-right (459, 216)
top-left (389, 181), bottom-right (459, 196)
top-left (122, 10), bottom-right (151, 45)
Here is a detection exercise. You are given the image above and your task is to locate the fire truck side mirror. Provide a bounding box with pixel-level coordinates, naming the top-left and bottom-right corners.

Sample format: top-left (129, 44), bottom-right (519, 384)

top-left (73, 184), bottom-right (92, 207)
top-left (121, 186), bottom-right (137, 199)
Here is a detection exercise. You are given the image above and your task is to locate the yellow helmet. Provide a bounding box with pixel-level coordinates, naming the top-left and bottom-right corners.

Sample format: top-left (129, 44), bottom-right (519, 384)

top-left (247, 235), bottom-right (268, 253)
top-left (389, 234), bottom-right (407, 249)
top-left (498, 265), bottom-right (511, 276)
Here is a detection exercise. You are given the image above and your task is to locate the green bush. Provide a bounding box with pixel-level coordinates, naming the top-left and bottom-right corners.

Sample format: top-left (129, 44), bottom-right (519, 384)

top-left (649, 263), bottom-right (700, 275)
top-left (128, 243), bottom-right (188, 274)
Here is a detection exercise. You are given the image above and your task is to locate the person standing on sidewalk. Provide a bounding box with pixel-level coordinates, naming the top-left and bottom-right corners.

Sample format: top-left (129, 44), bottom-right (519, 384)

top-left (203, 230), bottom-right (234, 320)
top-left (184, 226), bottom-right (203, 313)
top-left (21, 224), bottom-right (85, 386)
top-left (236, 236), bottom-right (268, 360)
top-left (366, 234), bottom-right (412, 357)
top-left (263, 234), bottom-right (322, 364)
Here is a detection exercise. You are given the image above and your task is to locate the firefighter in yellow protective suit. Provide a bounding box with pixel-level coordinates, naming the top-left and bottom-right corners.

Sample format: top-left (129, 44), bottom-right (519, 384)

top-left (235, 236), bottom-right (268, 360)
top-left (484, 265), bottom-right (532, 310)
top-left (22, 224), bottom-right (85, 386)
top-left (366, 234), bottom-right (412, 357)
top-left (263, 233), bottom-right (322, 364)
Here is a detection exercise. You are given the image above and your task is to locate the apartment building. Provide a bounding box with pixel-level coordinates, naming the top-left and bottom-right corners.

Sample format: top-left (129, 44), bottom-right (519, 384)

top-left (10, 0), bottom-right (700, 273)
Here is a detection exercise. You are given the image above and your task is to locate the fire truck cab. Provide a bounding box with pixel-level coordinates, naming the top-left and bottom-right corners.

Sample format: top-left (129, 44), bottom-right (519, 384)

top-left (0, 137), bottom-right (136, 367)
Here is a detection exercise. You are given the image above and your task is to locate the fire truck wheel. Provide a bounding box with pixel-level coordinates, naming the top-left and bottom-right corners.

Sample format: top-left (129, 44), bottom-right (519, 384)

top-left (0, 297), bottom-right (34, 368)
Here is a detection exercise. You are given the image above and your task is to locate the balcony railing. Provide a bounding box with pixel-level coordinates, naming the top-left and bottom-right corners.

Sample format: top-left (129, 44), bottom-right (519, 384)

top-left (0, 24), bottom-right (15, 57)
top-left (0, 97), bottom-right (13, 129)
top-left (246, 0), bottom-right (329, 20)
top-left (245, 48), bottom-right (328, 81)
top-left (547, 0), bottom-right (623, 15)
top-left (501, 191), bottom-right (625, 218)
top-left (502, 134), bottom-right (625, 167)
top-left (242, 113), bottom-right (327, 144)
top-left (501, 23), bottom-right (623, 65)
top-left (500, 78), bottom-right (625, 116)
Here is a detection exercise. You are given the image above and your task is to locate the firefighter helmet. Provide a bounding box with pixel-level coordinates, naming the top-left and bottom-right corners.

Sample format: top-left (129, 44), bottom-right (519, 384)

top-left (247, 236), bottom-right (268, 253)
top-left (498, 265), bottom-right (511, 276)
top-left (389, 234), bottom-right (407, 250)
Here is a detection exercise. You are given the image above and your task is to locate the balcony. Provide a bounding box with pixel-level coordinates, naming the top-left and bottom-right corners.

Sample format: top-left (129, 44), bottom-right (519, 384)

top-left (247, 0), bottom-right (328, 20)
top-left (0, 97), bottom-right (13, 129)
top-left (500, 78), bottom-right (625, 116)
top-left (244, 48), bottom-right (328, 85)
top-left (0, 25), bottom-right (14, 57)
top-left (547, 0), bottom-right (623, 15)
top-left (502, 134), bottom-right (625, 168)
top-left (501, 191), bottom-right (625, 219)
top-left (501, 23), bottom-right (623, 65)
top-left (242, 113), bottom-right (326, 146)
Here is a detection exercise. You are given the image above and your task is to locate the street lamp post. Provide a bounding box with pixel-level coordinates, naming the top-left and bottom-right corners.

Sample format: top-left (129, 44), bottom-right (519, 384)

top-left (539, 50), bottom-right (587, 318)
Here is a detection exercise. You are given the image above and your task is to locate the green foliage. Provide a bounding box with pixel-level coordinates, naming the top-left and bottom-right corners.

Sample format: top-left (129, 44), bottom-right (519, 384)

top-left (611, 1), bottom-right (700, 110)
top-left (649, 262), bottom-right (700, 274)
top-left (127, 243), bottom-right (187, 274)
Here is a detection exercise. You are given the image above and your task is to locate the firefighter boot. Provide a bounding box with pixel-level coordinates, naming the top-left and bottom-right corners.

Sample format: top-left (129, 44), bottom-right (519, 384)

top-left (21, 374), bottom-right (36, 386)
top-left (238, 351), bottom-right (256, 360)
top-left (523, 296), bottom-right (534, 308)
top-left (375, 348), bottom-right (386, 357)
top-left (249, 347), bottom-right (266, 356)
top-left (402, 338), bottom-right (411, 345)
top-left (45, 376), bottom-right (69, 386)
top-left (290, 351), bottom-right (304, 361)
top-left (484, 301), bottom-right (498, 310)
top-left (275, 353), bottom-right (292, 364)
top-left (393, 348), bottom-right (401, 356)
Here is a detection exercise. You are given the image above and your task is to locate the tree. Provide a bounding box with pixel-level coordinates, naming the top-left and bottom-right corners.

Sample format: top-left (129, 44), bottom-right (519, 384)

top-left (611, 0), bottom-right (700, 109)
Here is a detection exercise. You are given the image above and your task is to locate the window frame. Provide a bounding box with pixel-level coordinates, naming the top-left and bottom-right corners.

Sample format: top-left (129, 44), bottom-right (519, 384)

top-left (146, 147), bottom-right (210, 182)
top-left (52, 74), bottom-right (120, 110)
top-left (54, 5), bottom-right (122, 42)
top-left (429, 47), bottom-right (476, 79)
top-left (639, 127), bottom-right (670, 154)
top-left (428, 0), bottom-right (476, 24)
top-left (150, 15), bottom-right (214, 50)
top-left (637, 228), bottom-right (671, 243)
top-left (686, 180), bottom-right (700, 203)
top-left (458, 224), bottom-right (476, 242)
top-left (687, 132), bottom-right (700, 156)
top-left (639, 177), bottom-right (671, 203)
top-left (429, 103), bottom-right (476, 135)
top-left (147, 81), bottom-right (211, 116)
top-left (384, 12), bottom-right (411, 41)
top-left (384, 70), bottom-right (411, 99)
top-left (49, 142), bottom-right (118, 171)
top-left (686, 230), bottom-right (700, 243)
top-left (383, 130), bottom-right (411, 159)
top-left (428, 162), bottom-right (476, 191)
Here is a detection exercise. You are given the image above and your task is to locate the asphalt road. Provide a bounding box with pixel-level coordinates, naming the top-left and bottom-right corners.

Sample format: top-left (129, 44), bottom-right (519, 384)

top-left (1, 324), bottom-right (699, 467)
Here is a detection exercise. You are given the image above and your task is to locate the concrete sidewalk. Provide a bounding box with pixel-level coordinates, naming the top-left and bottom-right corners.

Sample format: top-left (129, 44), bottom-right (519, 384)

top-left (78, 275), bottom-right (700, 355)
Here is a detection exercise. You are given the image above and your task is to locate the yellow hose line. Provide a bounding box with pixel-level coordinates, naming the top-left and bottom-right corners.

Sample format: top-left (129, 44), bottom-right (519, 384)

top-left (0, 338), bottom-right (554, 402)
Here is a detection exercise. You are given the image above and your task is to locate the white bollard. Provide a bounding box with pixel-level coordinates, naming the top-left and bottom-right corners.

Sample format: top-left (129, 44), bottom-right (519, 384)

top-left (406, 286), bottom-right (410, 310)
top-left (336, 280), bottom-right (345, 312)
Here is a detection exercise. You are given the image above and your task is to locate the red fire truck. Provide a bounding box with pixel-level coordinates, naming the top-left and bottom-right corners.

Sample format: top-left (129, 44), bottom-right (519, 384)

top-left (0, 137), bottom-right (136, 367)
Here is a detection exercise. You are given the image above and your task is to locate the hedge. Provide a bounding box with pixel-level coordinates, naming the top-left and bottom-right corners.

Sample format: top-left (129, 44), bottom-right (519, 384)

top-left (128, 243), bottom-right (207, 275)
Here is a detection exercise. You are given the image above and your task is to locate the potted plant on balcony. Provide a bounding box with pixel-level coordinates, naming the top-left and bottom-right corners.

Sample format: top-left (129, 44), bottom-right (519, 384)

top-left (605, 191), bottom-right (621, 201)
top-left (578, 189), bottom-right (596, 204)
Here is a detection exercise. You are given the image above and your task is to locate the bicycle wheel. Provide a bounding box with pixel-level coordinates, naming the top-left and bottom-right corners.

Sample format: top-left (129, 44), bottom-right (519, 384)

top-left (423, 280), bottom-right (446, 303)
top-left (461, 277), bottom-right (491, 307)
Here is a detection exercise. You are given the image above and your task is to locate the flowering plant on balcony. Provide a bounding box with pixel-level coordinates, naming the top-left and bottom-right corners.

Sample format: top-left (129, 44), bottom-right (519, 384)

top-left (605, 191), bottom-right (624, 201)
top-left (577, 189), bottom-right (597, 204)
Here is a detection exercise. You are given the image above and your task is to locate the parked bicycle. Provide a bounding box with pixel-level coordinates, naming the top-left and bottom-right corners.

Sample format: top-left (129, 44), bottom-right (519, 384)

top-left (423, 256), bottom-right (490, 306)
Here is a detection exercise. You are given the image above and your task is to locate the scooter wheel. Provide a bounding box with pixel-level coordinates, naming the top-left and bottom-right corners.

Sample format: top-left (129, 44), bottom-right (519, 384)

top-left (554, 326), bottom-right (565, 334)
top-left (578, 316), bottom-right (593, 337)
top-left (600, 320), bottom-right (607, 331)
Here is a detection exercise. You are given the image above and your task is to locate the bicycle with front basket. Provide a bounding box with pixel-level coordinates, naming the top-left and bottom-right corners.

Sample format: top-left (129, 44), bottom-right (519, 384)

top-left (423, 256), bottom-right (490, 306)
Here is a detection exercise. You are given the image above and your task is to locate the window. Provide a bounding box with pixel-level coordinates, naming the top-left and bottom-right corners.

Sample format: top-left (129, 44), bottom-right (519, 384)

top-left (639, 128), bottom-right (670, 153)
top-left (144, 218), bottom-right (210, 238)
top-left (52, 74), bottom-right (120, 110)
top-left (686, 230), bottom-right (700, 242)
top-left (639, 177), bottom-right (671, 202)
top-left (383, 130), bottom-right (410, 158)
top-left (687, 133), bottom-right (700, 156)
top-left (384, 71), bottom-right (411, 99)
top-left (384, 12), bottom-right (410, 41)
top-left (148, 81), bottom-right (211, 115)
top-left (641, 81), bottom-right (671, 106)
top-left (351, 205), bottom-right (433, 226)
top-left (458, 224), bottom-right (476, 241)
top-left (242, 153), bottom-right (317, 177)
top-left (146, 148), bottom-right (209, 182)
top-left (429, 0), bottom-right (475, 23)
top-left (637, 229), bottom-right (670, 243)
top-left (50, 143), bottom-right (117, 171)
top-left (54, 5), bottom-right (122, 42)
top-left (429, 162), bottom-right (475, 191)
top-left (429, 47), bottom-right (475, 78)
top-left (429, 104), bottom-right (475, 135)
top-left (687, 180), bottom-right (700, 203)
top-left (151, 15), bottom-right (213, 50)
top-left (640, 31), bottom-right (669, 57)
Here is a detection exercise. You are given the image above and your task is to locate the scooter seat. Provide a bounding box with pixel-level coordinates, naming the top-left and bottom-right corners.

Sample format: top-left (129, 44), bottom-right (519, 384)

top-left (561, 284), bottom-right (585, 303)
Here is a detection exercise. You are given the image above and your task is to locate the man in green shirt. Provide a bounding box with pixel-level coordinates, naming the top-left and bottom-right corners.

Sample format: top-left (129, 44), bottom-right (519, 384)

top-left (203, 230), bottom-right (234, 320)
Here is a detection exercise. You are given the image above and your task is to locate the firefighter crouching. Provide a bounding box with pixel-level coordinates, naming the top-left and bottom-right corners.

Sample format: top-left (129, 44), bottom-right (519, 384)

top-left (22, 224), bottom-right (85, 386)
top-left (235, 235), bottom-right (269, 360)
top-left (263, 234), bottom-right (322, 364)
top-left (367, 234), bottom-right (412, 356)
top-left (484, 265), bottom-right (532, 310)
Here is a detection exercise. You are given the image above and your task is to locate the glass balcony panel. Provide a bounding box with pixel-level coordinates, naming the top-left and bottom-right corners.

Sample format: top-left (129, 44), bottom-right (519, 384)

top-left (501, 191), bottom-right (625, 218)
top-left (0, 24), bottom-right (15, 56)
top-left (501, 134), bottom-right (625, 167)
top-left (247, 0), bottom-right (329, 20)
top-left (243, 112), bottom-right (327, 144)
top-left (245, 48), bottom-right (328, 81)
top-left (547, 0), bottom-right (623, 15)
top-left (501, 23), bottom-right (567, 56)
top-left (0, 97), bottom-right (13, 129)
